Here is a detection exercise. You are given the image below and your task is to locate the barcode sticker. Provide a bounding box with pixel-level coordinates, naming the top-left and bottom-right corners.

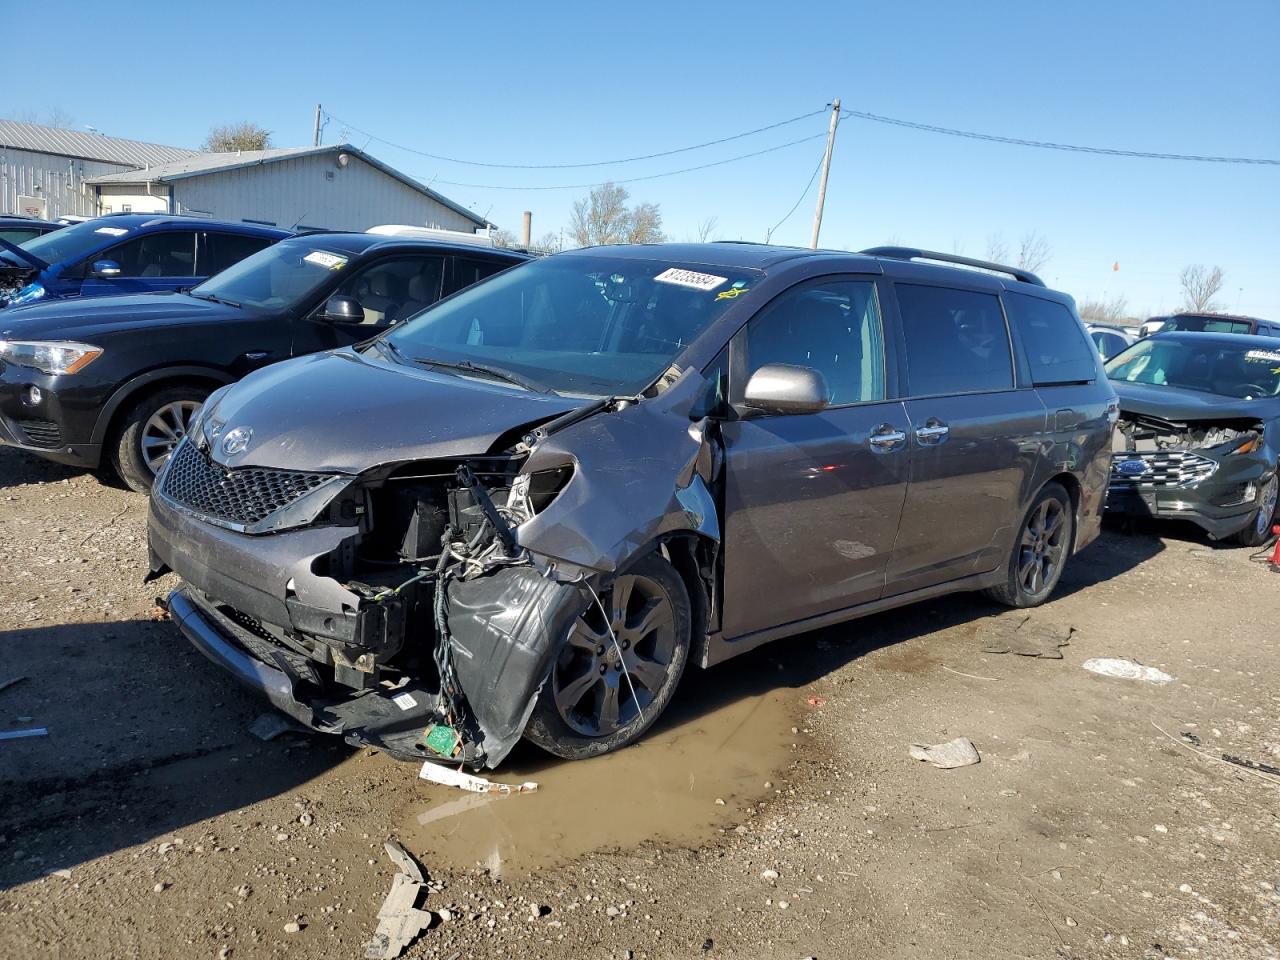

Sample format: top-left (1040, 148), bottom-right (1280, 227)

top-left (392, 692), bottom-right (418, 711)
top-left (654, 267), bottom-right (727, 291)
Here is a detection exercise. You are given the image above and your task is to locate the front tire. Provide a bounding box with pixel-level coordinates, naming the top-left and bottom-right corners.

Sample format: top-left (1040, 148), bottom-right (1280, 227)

top-left (986, 482), bottom-right (1074, 608)
top-left (1231, 473), bottom-right (1278, 547)
top-left (111, 386), bottom-right (208, 493)
top-left (525, 552), bottom-right (691, 760)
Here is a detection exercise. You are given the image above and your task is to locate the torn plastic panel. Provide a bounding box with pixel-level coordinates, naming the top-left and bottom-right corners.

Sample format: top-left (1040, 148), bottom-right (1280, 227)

top-left (1114, 413), bottom-right (1264, 454)
top-left (151, 368), bottom-right (725, 769)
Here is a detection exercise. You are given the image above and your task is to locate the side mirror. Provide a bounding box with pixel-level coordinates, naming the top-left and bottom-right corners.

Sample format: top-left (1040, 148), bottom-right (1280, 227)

top-left (743, 363), bottom-right (830, 415)
top-left (90, 259), bottom-right (122, 278)
top-left (323, 294), bottom-right (363, 323)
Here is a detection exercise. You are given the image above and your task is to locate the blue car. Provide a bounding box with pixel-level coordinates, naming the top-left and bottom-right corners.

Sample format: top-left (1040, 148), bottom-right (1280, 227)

top-left (0, 214), bottom-right (289, 308)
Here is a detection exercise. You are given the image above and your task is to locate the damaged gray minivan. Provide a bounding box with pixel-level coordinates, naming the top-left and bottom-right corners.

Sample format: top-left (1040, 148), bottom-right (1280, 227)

top-left (148, 243), bottom-right (1116, 768)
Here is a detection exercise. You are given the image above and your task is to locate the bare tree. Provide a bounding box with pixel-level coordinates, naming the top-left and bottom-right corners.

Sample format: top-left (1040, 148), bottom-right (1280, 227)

top-left (1016, 231), bottom-right (1052, 273)
top-left (568, 183), bottom-right (665, 248)
top-left (46, 105), bottom-right (75, 129)
top-left (686, 216), bottom-right (719, 243)
top-left (490, 227), bottom-right (518, 248)
top-left (1078, 295), bottom-right (1130, 325)
top-left (202, 121), bottom-right (272, 152)
top-left (529, 231), bottom-right (562, 256)
top-left (985, 233), bottom-right (1009, 264)
top-left (1179, 264), bottom-right (1225, 312)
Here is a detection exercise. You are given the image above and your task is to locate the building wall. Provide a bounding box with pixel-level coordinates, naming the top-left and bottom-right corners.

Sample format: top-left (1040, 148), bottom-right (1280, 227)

top-left (169, 153), bottom-right (481, 233)
top-left (0, 147), bottom-right (131, 219)
top-left (97, 183), bottom-right (171, 215)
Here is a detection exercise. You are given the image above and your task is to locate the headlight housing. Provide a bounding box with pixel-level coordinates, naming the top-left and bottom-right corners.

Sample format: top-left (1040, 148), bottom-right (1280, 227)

top-left (0, 339), bottom-right (102, 375)
top-left (8, 283), bottom-right (46, 307)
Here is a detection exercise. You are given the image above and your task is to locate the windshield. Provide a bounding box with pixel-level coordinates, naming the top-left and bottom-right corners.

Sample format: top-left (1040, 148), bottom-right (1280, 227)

top-left (382, 255), bottom-right (761, 397)
top-left (0, 218), bottom-right (130, 266)
top-left (1106, 338), bottom-right (1280, 399)
top-left (189, 240), bottom-right (351, 311)
top-left (1161, 315), bottom-right (1254, 334)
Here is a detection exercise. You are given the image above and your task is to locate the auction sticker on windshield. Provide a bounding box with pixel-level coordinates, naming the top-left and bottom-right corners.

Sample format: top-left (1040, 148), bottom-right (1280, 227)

top-left (304, 250), bottom-right (348, 270)
top-left (1245, 350), bottom-right (1280, 363)
top-left (94, 227), bottom-right (129, 237)
top-left (654, 267), bottom-right (727, 291)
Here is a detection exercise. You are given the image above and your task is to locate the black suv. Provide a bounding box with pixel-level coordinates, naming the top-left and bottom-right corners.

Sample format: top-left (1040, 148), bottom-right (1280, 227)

top-left (149, 244), bottom-right (1117, 768)
top-left (0, 233), bottom-right (528, 490)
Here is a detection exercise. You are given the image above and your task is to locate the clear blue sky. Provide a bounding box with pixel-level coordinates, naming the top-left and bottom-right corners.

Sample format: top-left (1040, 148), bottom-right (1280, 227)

top-left (9, 0), bottom-right (1278, 318)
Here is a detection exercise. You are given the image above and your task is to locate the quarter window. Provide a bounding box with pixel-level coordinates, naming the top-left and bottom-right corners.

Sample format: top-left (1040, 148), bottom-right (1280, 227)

top-left (745, 279), bottom-right (885, 406)
top-left (203, 233), bottom-right (275, 275)
top-left (448, 257), bottom-right (514, 295)
top-left (1005, 292), bottom-right (1096, 385)
top-left (896, 284), bottom-right (1013, 396)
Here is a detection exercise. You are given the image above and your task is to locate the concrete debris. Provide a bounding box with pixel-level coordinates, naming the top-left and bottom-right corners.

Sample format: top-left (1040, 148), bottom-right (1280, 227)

top-left (248, 712), bottom-right (310, 741)
top-left (418, 761), bottom-right (537, 794)
top-left (364, 840), bottom-right (432, 959)
top-left (1082, 658), bottom-right (1173, 685)
top-left (909, 737), bottom-right (981, 769)
top-left (978, 613), bottom-right (1072, 658)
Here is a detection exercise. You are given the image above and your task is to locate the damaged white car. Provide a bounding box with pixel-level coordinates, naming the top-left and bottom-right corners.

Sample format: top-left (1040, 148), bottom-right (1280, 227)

top-left (148, 244), bottom-right (1114, 768)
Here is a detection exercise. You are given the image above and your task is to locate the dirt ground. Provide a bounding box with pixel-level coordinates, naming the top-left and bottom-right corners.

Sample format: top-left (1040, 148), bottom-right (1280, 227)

top-left (2, 445), bottom-right (1278, 960)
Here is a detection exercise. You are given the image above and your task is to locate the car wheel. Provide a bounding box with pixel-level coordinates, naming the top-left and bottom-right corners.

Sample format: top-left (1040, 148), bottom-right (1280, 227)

top-left (985, 482), bottom-right (1074, 608)
top-left (111, 386), bottom-right (208, 493)
top-left (525, 552), bottom-right (690, 760)
top-left (1231, 473), bottom-right (1278, 547)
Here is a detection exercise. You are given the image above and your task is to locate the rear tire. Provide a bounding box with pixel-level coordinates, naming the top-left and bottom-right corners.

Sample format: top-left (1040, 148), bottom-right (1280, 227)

top-left (985, 482), bottom-right (1074, 608)
top-left (525, 552), bottom-right (690, 761)
top-left (1231, 473), bottom-right (1278, 547)
top-left (110, 386), bottom-right (208, 493)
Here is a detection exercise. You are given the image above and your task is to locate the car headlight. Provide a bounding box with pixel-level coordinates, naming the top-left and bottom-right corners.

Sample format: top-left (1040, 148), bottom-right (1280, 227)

top-left (8, 283), bottom-right (46, 306)
top-left (0, 339), bottom-right (102, 375)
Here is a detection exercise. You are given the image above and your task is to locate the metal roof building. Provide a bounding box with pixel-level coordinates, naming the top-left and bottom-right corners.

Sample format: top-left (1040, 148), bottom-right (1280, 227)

top-left (85, 144), bottom-right (488, 233)
top-left (1, 120), bottom-right (489, 234)
top-left (0, 119), bottom-right (202, 219)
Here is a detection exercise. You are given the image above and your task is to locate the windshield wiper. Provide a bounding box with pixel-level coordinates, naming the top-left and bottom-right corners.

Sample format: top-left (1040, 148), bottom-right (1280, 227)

top-left (189, 291), bottom-right (241, 308)
top-left (372, 338), bottom-right (407, 363)
top-left (410, 356), bottom-right (553, 394)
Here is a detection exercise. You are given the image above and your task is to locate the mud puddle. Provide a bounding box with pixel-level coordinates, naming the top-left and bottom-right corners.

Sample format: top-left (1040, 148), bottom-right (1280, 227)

top-left (400, 679), bottom-right (801, 876)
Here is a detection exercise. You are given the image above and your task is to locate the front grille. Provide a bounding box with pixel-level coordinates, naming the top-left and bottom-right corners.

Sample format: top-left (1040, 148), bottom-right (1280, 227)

top-left (162, 440), bottom-right (335, 527)
top-left (16, 419), bottom-right (61, 448)
top-left (1110, 451), bottom-right (1218, 488)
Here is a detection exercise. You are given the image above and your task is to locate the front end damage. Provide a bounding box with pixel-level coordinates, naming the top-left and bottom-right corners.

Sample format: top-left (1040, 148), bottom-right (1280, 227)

top-left (149, 371), bottom-right (720, 769)
top-left (1107, 412), bottom-right (1274, 538)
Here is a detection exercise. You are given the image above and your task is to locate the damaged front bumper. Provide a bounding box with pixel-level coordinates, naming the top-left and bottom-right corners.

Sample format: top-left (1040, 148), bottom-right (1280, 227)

top-left (1105, 451), bottom-right (1271, 538)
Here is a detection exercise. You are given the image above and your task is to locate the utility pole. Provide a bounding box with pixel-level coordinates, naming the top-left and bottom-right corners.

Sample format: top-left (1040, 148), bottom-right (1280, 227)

top-left (809, 98), bottom-right (841, 250)
top-left (313, 104), bottom-right (322, 148)
top-left (521, 211), bottom-right (532, 248)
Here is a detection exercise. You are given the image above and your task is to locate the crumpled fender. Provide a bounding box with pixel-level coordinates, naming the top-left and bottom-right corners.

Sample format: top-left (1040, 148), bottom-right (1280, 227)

top-left (515, 369), bottom-right (721, 575)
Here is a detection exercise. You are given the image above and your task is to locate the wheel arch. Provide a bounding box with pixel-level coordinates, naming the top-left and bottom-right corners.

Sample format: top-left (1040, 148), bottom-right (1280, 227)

top-left (93, 366), bottom-right (234, 448)
top-left (1043, 471), bottom-right (1082, 553)
top-left (651, 530), bottom-right (719, 671)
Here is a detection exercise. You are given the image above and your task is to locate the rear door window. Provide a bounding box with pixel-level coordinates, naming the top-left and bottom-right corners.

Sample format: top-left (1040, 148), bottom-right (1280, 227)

top-left (447, 257), bottom-right (516, 296)
top-left (202, 233), bottom-right (275, 275)
top-left (895, 284), bottom-right (1013, 396)
top-left (1004, 292), bottom-right (1097, 385)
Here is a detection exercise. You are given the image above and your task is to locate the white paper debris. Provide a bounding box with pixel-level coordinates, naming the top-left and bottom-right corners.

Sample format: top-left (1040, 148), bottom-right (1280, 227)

top-left (1082, 657), bottom-right (1173, 685)
top-left (364, 840), bottom-right (431, 959)
top-left (418, 761), bottom-right (537, 794)
top-left (909, 737), bottom-right (981, 768)
top-left (392, 692), bottom-right (418, 711)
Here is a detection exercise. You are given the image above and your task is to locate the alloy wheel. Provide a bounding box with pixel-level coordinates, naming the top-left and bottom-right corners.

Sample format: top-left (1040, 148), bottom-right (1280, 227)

top-left (140, 400), bottom-right (201, 475)
top-left (1018, 497), bottom-right (1067, 598)
top-left (551, 573), bottom-right (678, 737)
top-left (1256, 475), bottom-right (1279, 536)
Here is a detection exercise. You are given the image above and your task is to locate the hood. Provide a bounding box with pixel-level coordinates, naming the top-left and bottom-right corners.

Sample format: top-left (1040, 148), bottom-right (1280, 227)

top-left (205, 347), bottom-right (582, 474)
top-left (0, 292), bottom-right (234, 337)
top-left (1110, 379), bottom-right (1280, 423)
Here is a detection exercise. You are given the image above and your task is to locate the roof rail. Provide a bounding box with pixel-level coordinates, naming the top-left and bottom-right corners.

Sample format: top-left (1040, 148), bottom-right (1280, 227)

top-left (859, 246), bottom-right (1045, 287)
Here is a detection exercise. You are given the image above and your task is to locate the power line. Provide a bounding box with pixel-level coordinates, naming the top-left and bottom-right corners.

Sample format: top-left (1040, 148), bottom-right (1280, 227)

top-left (420, 133), bottom-right (830, 191)
top-left (767, 150), bottom-right (827, 240)
top-left (842, 108), bottom-right (1280, 165)
top-left (322, 107), bottom-right (827, 170)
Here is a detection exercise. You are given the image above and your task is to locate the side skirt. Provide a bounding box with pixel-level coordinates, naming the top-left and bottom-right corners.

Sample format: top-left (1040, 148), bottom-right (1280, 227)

top-left (700, 569), bottom-right (1005, 668)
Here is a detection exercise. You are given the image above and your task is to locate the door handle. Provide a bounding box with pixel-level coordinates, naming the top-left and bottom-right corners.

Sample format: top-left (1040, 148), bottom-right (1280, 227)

top-left (914, 418), bottom-right (950, 445)
top-left (868, 424), bottom-right (908, 453)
